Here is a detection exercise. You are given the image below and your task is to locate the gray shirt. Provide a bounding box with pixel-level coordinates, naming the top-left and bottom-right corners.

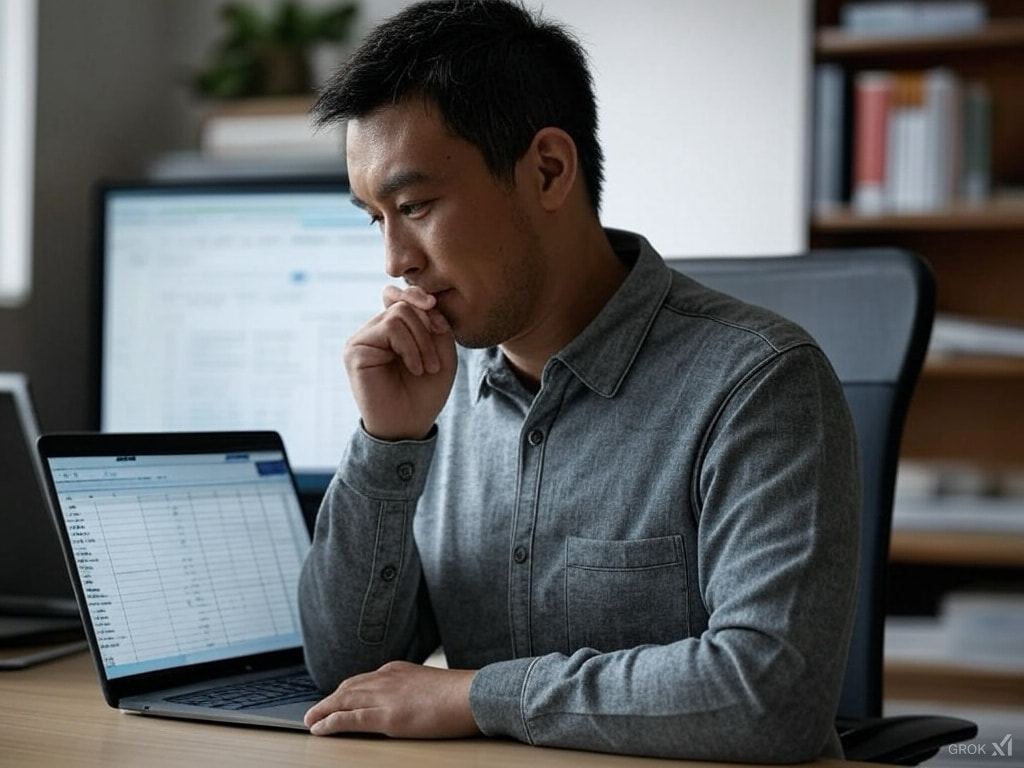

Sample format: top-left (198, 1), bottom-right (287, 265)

top-left (299, 229), bottom-right (860, 762)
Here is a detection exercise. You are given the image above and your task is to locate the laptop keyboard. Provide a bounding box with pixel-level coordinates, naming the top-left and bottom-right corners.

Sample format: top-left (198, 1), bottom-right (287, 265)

top-left (166, 671), bottom-right (320, 711)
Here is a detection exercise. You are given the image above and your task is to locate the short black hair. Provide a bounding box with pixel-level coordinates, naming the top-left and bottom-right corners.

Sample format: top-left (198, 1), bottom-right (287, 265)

top-left (314, 0), bottom-right (604, 213)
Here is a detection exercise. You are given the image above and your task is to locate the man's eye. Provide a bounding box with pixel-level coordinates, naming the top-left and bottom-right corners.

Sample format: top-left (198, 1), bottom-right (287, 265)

top-left (367, 213), bottom-right (383, 227)
top-left (398, 201), bottom-right (428, 217)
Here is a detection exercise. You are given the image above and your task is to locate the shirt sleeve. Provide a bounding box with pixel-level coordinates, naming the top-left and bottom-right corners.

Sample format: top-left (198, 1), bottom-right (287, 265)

top-left (298, 425), bottom-right (441, 691)
top-left (469, 344), bottom-right (860, 762)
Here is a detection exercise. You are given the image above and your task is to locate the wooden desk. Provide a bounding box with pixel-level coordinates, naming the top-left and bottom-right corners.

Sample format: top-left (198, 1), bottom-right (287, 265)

top-left (0, 650), bottom-right (856, 768)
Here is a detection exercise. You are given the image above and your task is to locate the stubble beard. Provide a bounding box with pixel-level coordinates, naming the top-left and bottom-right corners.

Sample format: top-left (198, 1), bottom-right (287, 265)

top-left (449, 203), bottom-right (546, 351)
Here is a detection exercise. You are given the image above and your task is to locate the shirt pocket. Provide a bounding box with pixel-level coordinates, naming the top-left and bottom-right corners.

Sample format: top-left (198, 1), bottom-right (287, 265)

top-left (565, 535), bottom-right (689, 653)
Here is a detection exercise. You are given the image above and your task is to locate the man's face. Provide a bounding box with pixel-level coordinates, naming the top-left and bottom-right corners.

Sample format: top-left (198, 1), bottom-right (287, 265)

top-left (346, 98), bottom-right (548, 349)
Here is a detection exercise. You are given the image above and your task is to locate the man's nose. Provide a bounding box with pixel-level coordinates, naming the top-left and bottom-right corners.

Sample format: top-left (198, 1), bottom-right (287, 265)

top-left (384, 224), bottom-right (423, 280)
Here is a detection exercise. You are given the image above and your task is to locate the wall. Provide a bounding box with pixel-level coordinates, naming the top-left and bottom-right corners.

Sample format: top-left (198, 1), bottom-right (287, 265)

top-left (0, 0), bottom-right (810, 434)
top-left (543, 0), bottom-right (810, 258)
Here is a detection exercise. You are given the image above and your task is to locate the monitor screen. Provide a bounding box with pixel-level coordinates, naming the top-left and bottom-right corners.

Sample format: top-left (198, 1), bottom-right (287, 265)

top-left (97, 178), bottom-right (394, 495)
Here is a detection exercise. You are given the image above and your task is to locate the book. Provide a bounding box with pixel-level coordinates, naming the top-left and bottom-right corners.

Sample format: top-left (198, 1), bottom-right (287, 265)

top-left (841, 1), bottom-right (987, 37)
top-left (930, 313), bottom-right (1024, 358)
top-left (852, 71), bottom-right (892, 214)
top-left (944, 592), bottom-right (1024, 670)
top-left (846, 67), bottom-right (971, 215)
top-left (811, 63), bottom-right (847, 214)
top-left (893, 493), bottom-right (1024, 535)
top-left (884, 68), bottom-right (961, 212)
top-left (923, 67), bottom-right (961, 210)
top-left (885, 71), bottom-right (927, 211)
top-left (961, 80), bottom-right (992, 204)
top-left (198, 96), bottom-right (344, 160)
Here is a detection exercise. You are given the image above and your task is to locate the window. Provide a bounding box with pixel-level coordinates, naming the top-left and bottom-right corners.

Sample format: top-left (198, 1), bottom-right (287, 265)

top-left (0, 0), bottom-right (36, 306)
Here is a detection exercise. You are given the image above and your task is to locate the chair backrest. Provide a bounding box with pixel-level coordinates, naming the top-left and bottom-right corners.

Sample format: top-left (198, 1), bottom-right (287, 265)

top-left (666, 248), bottom-right (935, 721)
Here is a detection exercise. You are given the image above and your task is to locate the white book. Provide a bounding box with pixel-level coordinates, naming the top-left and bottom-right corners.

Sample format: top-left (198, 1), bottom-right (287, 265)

top-left (842, 1), bottom-right (986, 36)
top-left (930, 313), bottom-right (1024, 358)
top-left (886, 97), bottom-right (928, 211)
top-left (904, 107), bottom-right (929, 210)
top-left (944, 592), bottom-right (1024, 669)
top-left (893, 493), bottom-right (1024, 535)
top-left (197, 97), bottom-right (344, 160)
top-left (923, 68), bottom-right (961, 209)
top-left (201, 113), bottom-right (344, 159)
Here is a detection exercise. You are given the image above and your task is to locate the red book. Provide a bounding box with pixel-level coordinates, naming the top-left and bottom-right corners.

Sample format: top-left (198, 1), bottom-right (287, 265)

top-left (852, 71), bottom-right (893, 215)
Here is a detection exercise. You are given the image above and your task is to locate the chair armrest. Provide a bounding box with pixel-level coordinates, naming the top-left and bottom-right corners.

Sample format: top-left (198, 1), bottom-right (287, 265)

top-left (838, 714), bottom-right (978, 765)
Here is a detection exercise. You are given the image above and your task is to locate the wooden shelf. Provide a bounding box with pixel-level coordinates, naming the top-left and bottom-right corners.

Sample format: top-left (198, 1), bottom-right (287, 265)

top-left (925, 354), bottom-right (1024, 378)
top-left (890, 530), bottom-right (1024, 567)
top-left (818, 18), bottom-right (1024, 57)
top-left (812, 196), bottom-right (1024, 232)
top-left (813, 0), bottom-right (1024, 710)
top-left (886, 660), bottom-right (1024, 707)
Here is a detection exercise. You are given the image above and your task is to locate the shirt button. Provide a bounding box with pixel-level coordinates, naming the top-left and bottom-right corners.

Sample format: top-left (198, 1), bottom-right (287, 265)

top-left (380, 565), bottom-right (397, 582)
top-left (527, 429), bottom-right (544, 446)
top-left (396, 462), bottom-right (414, 481)
top-left (513, 546), bottom-right (528, 564)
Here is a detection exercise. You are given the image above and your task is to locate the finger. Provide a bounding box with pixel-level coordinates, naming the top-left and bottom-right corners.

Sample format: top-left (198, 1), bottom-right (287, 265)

top-left (385, 287), bottom-right (451, 335)
top-left (381, 286), bottom-right (451, 335)
top-left (382, 284), bottom-right (435, 311)
top-left (348, 302), bottom-right (441, 377)
top-left (302, 676), bottom-right (366, 728)
top-left (380, 304), bottom-right (443, 375)
top-left (304, 668), bottom-right (387, 733)
top-left (307, 704), bottom-right (378, 736)
top-left (426, 307), bottom-right (451, 334)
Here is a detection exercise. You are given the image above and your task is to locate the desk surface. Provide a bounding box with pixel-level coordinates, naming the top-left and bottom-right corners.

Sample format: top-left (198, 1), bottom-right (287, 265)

top-left (0, 649), bottom-right (852, 768)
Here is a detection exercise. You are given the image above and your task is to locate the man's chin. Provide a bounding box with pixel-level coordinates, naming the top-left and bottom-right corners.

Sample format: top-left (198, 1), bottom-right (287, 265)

top-left (450, 326), bottom-right (501, 350)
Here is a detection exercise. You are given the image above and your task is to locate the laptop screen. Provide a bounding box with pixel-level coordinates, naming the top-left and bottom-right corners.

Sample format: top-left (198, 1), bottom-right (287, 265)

top-left (0, 372), bottom-right (76, 614)
top-left (44, 445), bottom-right (310, 680)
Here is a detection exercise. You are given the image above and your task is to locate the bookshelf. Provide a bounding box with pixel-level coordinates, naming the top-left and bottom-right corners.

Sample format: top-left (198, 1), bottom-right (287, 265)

top-left (810, 0), bottom-right (1024, 709)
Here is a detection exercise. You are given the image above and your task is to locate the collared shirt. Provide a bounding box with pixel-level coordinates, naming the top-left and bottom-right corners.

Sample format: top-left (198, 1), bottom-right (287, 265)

top-left (299, 230), bottom-right (860, 762)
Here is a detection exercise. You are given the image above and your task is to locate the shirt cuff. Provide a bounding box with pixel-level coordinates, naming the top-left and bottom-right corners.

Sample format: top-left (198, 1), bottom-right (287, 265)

top-left (337, 423), bottom-right (436, 501)
top-left (469, 656), bottom-right (539, 744)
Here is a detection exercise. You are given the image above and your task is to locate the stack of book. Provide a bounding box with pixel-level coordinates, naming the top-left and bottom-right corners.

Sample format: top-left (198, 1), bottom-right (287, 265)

top-left (887, 591), bottom-right (1024, 673)
top-left (198, 95), bottom-right (344, 161)
top-left (893, 460), bottom-right (1024, 535)
top-left (812, 65), bottom-right (992, 215)
top-left (840, 0), bottom-right (986, 37)
top-left (930, 313), bottom-right (1024, 359)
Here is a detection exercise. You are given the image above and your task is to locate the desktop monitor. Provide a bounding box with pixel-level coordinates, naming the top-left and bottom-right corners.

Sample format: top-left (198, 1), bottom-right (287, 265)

top-left (96, 177), bottom-right (394, 498)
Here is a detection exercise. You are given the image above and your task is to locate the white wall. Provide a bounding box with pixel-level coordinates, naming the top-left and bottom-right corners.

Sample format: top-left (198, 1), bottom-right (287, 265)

top-left (541, 0), bottom-right (811, 256)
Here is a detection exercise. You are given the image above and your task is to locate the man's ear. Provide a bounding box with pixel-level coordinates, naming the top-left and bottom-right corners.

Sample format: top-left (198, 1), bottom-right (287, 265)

top-left (523, 127), bottom-right (578, 212)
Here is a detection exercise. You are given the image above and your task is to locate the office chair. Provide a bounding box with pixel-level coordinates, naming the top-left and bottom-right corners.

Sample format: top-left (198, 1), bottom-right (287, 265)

top-left (669, 248), bottom-right (978, 764)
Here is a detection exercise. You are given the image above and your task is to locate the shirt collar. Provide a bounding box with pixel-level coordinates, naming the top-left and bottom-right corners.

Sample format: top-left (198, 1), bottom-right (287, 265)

top-left (473, 229), bottom-right (672, 401)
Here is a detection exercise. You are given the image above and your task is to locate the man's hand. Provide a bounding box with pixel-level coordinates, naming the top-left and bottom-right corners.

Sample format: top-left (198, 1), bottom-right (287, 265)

top-left (304, 661), bottom-right (479, 739)
top-left (345, 285), bottom-right (457, 441)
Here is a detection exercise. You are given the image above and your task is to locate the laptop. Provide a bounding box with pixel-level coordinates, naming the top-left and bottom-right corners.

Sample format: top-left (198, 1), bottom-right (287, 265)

top-left (0, 372), bottom-right (84, 657)
top-left (35, 430), bottom-right (322, 729)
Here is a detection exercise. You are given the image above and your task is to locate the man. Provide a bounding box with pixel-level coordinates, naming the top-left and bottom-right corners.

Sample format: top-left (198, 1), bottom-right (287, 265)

top-left (298, 0), bottom-right (860, 761)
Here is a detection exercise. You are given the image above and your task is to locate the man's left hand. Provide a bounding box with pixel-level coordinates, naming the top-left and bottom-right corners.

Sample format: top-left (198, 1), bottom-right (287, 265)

top-left (305, 661), bottom-right (479, 739)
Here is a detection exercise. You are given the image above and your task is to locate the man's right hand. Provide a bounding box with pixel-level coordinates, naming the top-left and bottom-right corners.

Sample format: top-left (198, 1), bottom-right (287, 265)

top-left (344, 285), bottom-right (457, 441)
